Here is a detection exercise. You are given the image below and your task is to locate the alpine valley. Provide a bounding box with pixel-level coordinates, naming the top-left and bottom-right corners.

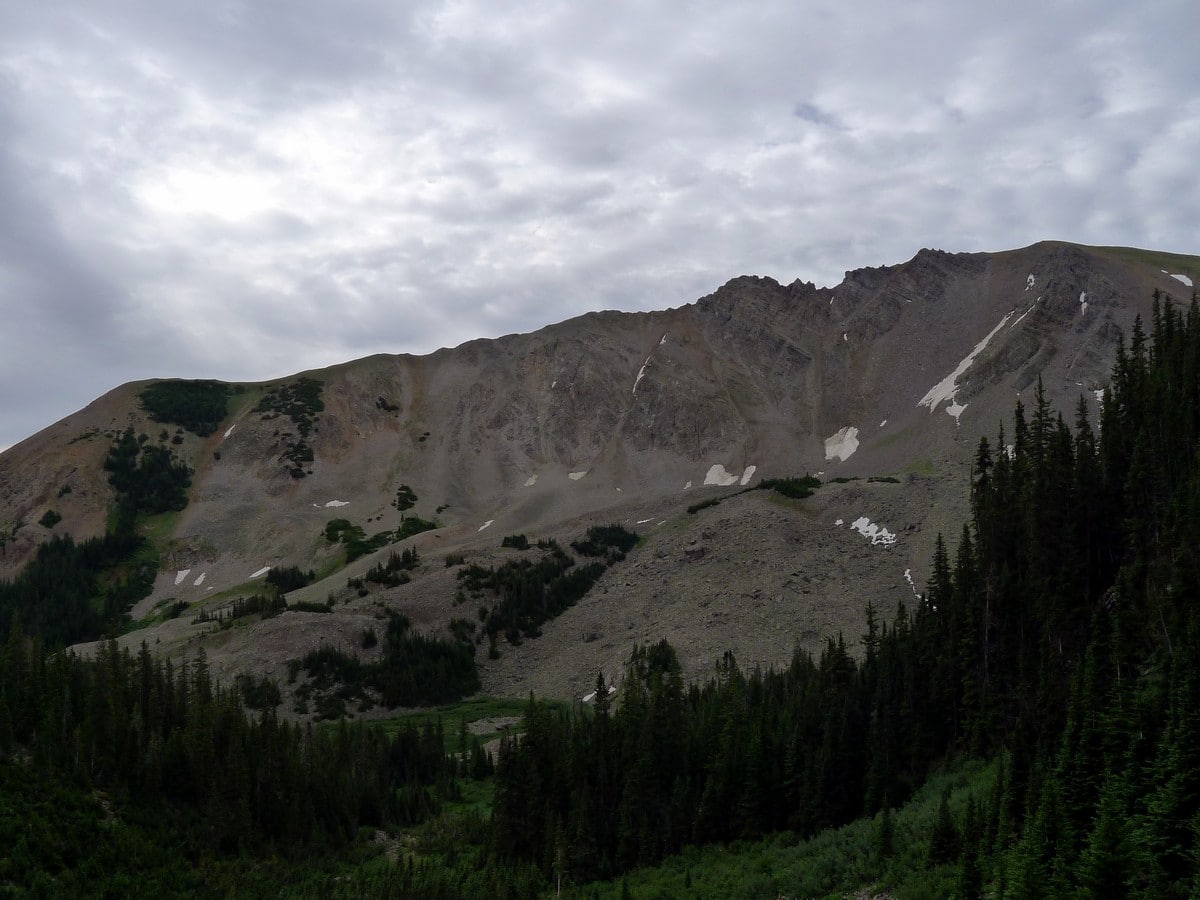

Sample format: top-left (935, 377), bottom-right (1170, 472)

top-left (1, 240), bottom-right (1198, 897)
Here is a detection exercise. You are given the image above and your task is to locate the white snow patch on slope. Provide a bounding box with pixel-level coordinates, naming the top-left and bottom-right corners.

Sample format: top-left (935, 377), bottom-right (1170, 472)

top-left (880, 420), bottom-right (887, 428)
top-left (1079, 291), bottom-right (1088, 315)
top-left (194, 572), bottom-right (206, 587)
top-left (478, 520), bottom-right (493, 532)
top-left (223, 424), bottom-right (236, 439)
top-left (683, 481), bottom-right (692, 490)
top-left (904, 569), bottom-right (918, 596)
top-left (524, 474), bottom-right (537, 487)
top-left (659, 333), bottom-right (669, 345)
top-left (704, 464), bottom-right (741, 486)
top-left (324, 500), bottom-right (349, 508)
top-left (834, 518), bottom-right (844, 526)
top-left (843, 332), bottom-right (848, 342)
top-left (582, 685), bottom-right (618, 704)
top-left (174, 569), bottom-right (191, 586)
top-left (250, 567), bottom-right (271, 579)
top-left (824, 426), bottom-right (860, 462)
top-left (569, 471), bottom-right (587, 481)
top-left (740, 465), bottom-right (757, 486)
top-left (632, 357), bottom-right (652, 395)
top-left (637, 518), bottom-right (653, 524)
top-left (918, 311), bottom-right (1014, 413)
top-left (1026, 274), bottom-right (1036, 291)
top-left (1011, 300), bottom-right (1038, 328)
top-left (850, 517), bottom-right (897, 546)
top-left (1171, 273), bottom-right (1194, 287)
top-left (946, 399), bottom-right (967, 422)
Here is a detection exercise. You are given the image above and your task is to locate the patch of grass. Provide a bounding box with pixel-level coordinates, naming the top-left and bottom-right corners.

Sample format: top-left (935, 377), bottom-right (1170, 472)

top-left (905, 458), bottom-right (937, 476)
top-left (868, 475), bottom-right (901, 484)
top-left (1094, 244), bottom-right (1200, 274)
top-left (370, 696), bottom-right (571, 753)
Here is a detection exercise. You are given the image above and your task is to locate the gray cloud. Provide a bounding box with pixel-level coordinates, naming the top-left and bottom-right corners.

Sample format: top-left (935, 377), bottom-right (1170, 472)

top-left (1, 0), bottom-right (1198, 450)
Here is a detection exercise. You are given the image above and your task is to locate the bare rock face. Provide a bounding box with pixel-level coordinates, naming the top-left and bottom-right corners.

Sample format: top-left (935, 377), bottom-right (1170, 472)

top-left (2, 241), bottom-right (1196, 702)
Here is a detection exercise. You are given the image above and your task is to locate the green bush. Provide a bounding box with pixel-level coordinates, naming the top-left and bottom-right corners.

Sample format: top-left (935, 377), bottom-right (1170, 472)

top-left (759, 475), bottom-right (823, 498)
top-left (38, 510), bottom-right (62, 529)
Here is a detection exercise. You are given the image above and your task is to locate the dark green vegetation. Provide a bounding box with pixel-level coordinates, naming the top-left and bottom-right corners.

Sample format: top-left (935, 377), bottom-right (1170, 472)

top-left (0, 428), bottom-right (190, 646)
top-left (324, 515), bottom-right (438, 564)
top-left (9, 290), bottom-right (1200, 896)
top-left (255, 377), bottom-right (324, 477)
top-left (104, 426), bottom-right (192, 519)
top-left (461, 292), bottom-right (1200, 897)
top-left (689, 474), bottom-right (821, 513)
top-left (457, 526), bottom-right (637, 655)
top-left (394, 483), bottom-right (418, 510)
top-left (759, 473), bottom-right (822, 498)
top-left (139, 379), bottom-right (234, 436)
top-left (0, 635), bottom-right (466, 894)
top-left (266, 564), bottom-right (315, 593)
top-left (37, 509), bottom-right (61, 529)
top-left (292, 612), bottom-right (480, 716)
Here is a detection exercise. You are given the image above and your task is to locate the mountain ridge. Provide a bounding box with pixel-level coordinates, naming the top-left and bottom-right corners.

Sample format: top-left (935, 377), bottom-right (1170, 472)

top-left (1, 239), bottom-right (1195, 702)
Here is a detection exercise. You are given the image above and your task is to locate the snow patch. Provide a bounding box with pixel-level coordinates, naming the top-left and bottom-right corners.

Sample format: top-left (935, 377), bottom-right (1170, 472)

top-left (174, 569), bottom-right (191, 586)
top-left (879, 420), bottom-right (887, 428)
top-left (637, 518), bottom-right (653, 524)
top-left (834, 518), bottom-right (844, 526)
top-left (1171, 273), bottom-right (1194, 288)
top-left (704, 464), bottom-right (740, 486)
top-left (683, 481), bottom-right (692, 490)
top-left (1011, 300), bottom-right (1037, 329)
top-left (324, 500), bottom-right (349, 508)
top-left (659, 333), bottom-right (669, 345)
top-left (478, 520), bottom-right (493, 532)
top-left (223, 424), bottom-right (236, 439)
top-left (739, 465), bottom-right (757, 486)
top-left (1079, 291), bottom-right (1088, 316)
top-left (946, 399), bottom-right (967, 422)
top-left (904, 569), bottom-right (918, 596)
top-left (582, 685), bottom-right (617, 704)
top-left (843, 332), bottom-right (848, 342)
top-left (194, 572), bottom-right (206, 587)
top-left (918, 311), bottom-right (1014, 414)
top-left (524, 474), bottom-right (538, 487)
top-left (569, 471), bottom-right (587, 481)
top-left (250, 567), bottom-right (271, 579)
top-left (632, 356), bottom-right (652, 395)
top-left (850, 517), bottom-right (897, 546)
top-left (824, 426), bottom-right (860, 462)
top-left (1026, 274), bottom-right (1036, 291)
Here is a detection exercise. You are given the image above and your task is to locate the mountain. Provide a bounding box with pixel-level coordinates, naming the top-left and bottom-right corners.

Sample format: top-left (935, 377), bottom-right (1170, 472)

top-left (0, 241), bottom-right (1195, 705)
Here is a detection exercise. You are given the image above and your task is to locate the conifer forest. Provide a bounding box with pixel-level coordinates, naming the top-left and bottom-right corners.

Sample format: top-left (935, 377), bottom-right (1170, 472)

top-left (3, 292), bottom-right (1200, 896)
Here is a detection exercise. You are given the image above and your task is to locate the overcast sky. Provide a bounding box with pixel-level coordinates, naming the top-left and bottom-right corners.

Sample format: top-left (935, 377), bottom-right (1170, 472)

top-left (1, 1), bottom-right (1197, 451)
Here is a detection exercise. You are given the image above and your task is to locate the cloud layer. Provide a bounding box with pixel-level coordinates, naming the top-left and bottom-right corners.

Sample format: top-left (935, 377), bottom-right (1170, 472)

top-left (2, 0), bottom-right (1197, 449)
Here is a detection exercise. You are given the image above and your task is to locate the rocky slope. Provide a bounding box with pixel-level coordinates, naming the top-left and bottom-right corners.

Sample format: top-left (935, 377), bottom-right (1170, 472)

top-left (1, 241), bottom-right (1195, 702)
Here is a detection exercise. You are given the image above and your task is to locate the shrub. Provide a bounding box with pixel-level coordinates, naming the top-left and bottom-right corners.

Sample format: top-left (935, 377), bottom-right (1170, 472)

top-left (501, 534), bottom-right (530, 550)
top-left (38, 510), bottom-right (62, 529)
top-left (265, 565), bottom-right (315, 593)
top-left (759, 475), bottom-right (823, 498)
